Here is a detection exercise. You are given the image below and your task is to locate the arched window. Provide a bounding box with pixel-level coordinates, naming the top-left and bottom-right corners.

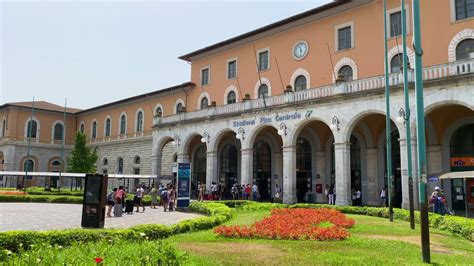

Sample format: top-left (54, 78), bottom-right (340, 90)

top-left (294, 75), bottom-right (307, 91)
top-left (134, 156), bottom-right (141, 164)
top-left (53, 123), bottom-right (63, 141)
top-left (120, 114), bottom-right (126, 135)
top-left (456, 39), bottom-right (474, 61)
top-left (26, 120), bottom-right (37, 138)
top-left (51, 160), bottom-right (61, 172)
top-left (451, 124), bottom-right (474, 157)
top-left (227, 91), bottom-right (236, 104)
top-left (338, 65), bottom-right (353, 82)
top-left (23, 159), bottom-right (34, 172)
top-left (105, 118), bottom-right (111, 137)
top-left (80, 123), bottom-right (85, 134)
top-left (136, 111), bottom-right (143, 132)
top-left (200, 97), bottom-right (209, 109)
top-left (103, 158), bottom-right (108, 165)
top-left (2, 119), bottom-right (6, 137)
top-left (258, 84), bottom-right (268, 99)
top-left (176, 103), bottom-right (184, 114)
top-left (92, 121), bottom-right (97, 139)
top-left (155, 107), bottom-right (163, 117)
top-left (117, 157), bottom-right (123, 174)
top-left (391, 53), bottom-right (403, 73)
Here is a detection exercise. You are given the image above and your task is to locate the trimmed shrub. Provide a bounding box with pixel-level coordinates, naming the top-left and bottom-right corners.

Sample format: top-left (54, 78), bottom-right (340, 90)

top-left (0, 195), bottom-right (83, 204)
top-left (25, 187), bottom-right (84, 197)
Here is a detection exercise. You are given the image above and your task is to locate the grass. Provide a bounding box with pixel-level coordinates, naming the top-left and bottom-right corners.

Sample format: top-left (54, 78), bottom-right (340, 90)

top-left (165, 210), bottom-right (474, 265)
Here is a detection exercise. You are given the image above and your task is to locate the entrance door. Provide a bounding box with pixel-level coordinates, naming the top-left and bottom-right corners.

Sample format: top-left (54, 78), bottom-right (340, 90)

top-left (220, 144), bottom-right (238, 199)
top-left (297, 137), bottom-right (312, 202)
top-left (254, 141), bottom-right (272, 201)
top-left (192, 144), bottom-right (207, 199)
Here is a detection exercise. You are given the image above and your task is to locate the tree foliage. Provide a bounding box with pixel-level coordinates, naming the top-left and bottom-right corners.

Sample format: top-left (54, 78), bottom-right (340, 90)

top-left (67, 132), bottom-right (98, 173)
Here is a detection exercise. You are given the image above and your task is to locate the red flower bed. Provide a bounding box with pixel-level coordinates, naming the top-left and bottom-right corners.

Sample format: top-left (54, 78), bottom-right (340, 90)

top-left (214, 208), bottom-right (355, 241)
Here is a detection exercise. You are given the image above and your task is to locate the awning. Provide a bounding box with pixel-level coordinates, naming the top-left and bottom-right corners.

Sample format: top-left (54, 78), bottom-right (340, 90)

top-left (439, 171), bottom-right (474, 180)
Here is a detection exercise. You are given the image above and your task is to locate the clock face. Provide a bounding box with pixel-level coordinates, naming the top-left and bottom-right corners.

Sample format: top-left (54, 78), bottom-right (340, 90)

top-left (293, 41), bottom-right (308, 60)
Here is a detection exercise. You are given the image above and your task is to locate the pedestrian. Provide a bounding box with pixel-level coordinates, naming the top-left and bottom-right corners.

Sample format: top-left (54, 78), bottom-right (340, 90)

top-left (431, 186), bottom-right (441, 214)
top-left (168, 185), bottom-right (176, 211)
top-left (106, 188), bottom-right (117, 217)
top-left (324, 184), bottom-right (329, 203)
top-left (252, 183), bottom-right (259, 201)
top-left (116, 186), bottom-right (125, 205)
top-left (380, 187), bottom-right (386, 207)
top-left (244, 184), bottom-right (251, 200)
top-left (274, 184), bottom-right (281, 203)
top-left (231, 183), bottom-right (238, 200)
top-left (161, 185), bottom-right (169, 212)
top-left (149, 185), bottom-right (158, 209)
top-left (328, 185), bottom-right (335, 205)
top-left (355, 189), bottom-right (362, 206)
top-left (211, 182), bottom-right (218, 200)
top-left (135, 185), bottom-right (145, 212)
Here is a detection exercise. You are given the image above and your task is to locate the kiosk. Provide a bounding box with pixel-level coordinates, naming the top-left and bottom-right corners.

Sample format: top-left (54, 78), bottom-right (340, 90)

top-left (81, 174), bottom-right (108, 228)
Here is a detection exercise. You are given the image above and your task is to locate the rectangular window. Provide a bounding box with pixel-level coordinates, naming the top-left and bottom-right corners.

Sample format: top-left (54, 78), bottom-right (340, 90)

top-left (390, 11), bottom-right (402, 37)
top-left (456, 0), bottom-right (474, 20)
top-left (338, 26), bottom-right (352, 51)
top-left (227, 60), bottom-right (237, 79)
top-left (201, 68), bottom-right (209, 86)
top-left (258, 50), bottom-right (269, 71)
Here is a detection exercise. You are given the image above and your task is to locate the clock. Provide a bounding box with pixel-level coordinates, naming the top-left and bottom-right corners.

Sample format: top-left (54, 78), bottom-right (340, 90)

top-left (293, 41), bottom-right (308, 60)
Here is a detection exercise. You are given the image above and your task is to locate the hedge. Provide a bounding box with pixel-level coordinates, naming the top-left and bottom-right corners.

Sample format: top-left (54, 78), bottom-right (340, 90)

top-left (25, 187), bottom-right (84, 197)
top-left (0, 195), bottom-right (83, 204)
top-left (0, 201), bottom-right (232, 254)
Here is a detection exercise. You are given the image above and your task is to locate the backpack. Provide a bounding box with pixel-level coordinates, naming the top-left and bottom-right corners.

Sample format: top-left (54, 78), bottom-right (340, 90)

top-left (161, 190), bottom-right (168, 201)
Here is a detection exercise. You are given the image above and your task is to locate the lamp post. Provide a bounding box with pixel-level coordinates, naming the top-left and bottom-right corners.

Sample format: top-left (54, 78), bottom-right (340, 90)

top-left (400, 0), bottom-right (416, 230)
top-left (412, 0), bottom-right (430, 262)
top-left (383, 0), bottom-right (394, 222)
top-left (171, 136), bottom-right (181, 146)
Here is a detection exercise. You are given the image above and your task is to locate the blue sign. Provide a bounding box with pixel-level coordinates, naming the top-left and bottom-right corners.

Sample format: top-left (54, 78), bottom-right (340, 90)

top-left (177, 163), bottom-right (191, 208)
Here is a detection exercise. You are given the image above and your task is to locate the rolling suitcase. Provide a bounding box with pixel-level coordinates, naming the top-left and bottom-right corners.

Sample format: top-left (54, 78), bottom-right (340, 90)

top-left (125, 199), bottom-right (134, 214)
top-left (114, 203), bottom-right (123, 217)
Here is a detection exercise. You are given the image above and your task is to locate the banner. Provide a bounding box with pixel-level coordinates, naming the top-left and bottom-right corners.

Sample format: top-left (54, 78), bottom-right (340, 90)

top-left (450, 157), bottom-right (474, 167)
top-left (177, 163), bottom-right (191, 208)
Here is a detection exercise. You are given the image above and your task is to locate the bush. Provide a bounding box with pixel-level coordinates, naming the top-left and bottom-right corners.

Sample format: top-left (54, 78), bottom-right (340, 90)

top-left (25, 187), bottom-right (84, 197)
top-left (0, 195), bottom-right (83, 204)
top-left (0, 201), bottom-right (233, 254)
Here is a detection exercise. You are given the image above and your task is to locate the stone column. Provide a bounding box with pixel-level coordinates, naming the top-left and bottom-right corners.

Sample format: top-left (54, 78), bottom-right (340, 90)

top-left (334, 142), bottom-right (351, 206)
top-left (152, 155), bottom-right (160, 186)
top-left (315, 150), bottom-right (326, 203)
top-left (206, 151), bottom-right (218, 190)
top-left (399, 138), bottom-right (411, 209)
top-left (282, 145), bottom-right (297, 204)
top-left (273, 151), bottom-right (283, 198)
top-left (240, 148), bottom-right (253, 186)
top-left (427, 145), bottom-right (443, 191)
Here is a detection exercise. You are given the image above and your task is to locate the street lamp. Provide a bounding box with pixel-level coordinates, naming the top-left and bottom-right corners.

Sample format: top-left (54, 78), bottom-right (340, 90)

top-left (236, 127), bottom-right (245, 140)
top-left (330, 116), bottom-right (340, 131)
top-left (201, 132), bottom-right (210, 143)
top-left (277, 122), bottom-right (287, 136)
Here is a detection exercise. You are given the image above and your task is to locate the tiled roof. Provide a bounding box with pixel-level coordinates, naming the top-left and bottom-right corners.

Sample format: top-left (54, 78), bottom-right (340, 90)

top-left (6, 101), bottom-right (82, 113)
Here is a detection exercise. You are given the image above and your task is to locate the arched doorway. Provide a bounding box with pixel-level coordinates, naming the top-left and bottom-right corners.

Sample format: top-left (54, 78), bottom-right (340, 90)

top-left (387, 130), bottom-right (402, 208)
top-left (253, 140), bottom-right (272, 200)
top-left (450, 124), bottom-right (474, 211)
top-left (350, 135), bottom-right (362, 205)
top-left (192, 143), bottom-right (207, 199)
top-left (220, 144), bottom-right (238, 198)
top-left (296, 137), bottom-right (312, 202)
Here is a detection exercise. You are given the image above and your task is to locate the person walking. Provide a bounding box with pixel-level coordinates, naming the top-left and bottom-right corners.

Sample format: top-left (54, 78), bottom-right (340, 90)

top-left (431, 187), bottom-right (442, 214)
top-left (328, 185), bottom-right (335, 205)
top-left (135, 185), bottom-right (145, 212)
top-left (231, 183), bottom-right (238, 200)
top-left (168, 185), bottom-right (176, 211)
top-left (244, 184), bottom-right (251, 200)
top-left (274, 184), bottom-right (282, 203)
top-left (106, 188), bottom-right (117, 217)
top-left (161, 185), bottom-right (169, 212)
top-left (355, 189), bottom-right (362, 206)
top-left (380, 187), bottom-right (387, 207)
top-left (149, 185), bottom-right (158, 209)
top-left (252, 183), bottom-right (259, 201)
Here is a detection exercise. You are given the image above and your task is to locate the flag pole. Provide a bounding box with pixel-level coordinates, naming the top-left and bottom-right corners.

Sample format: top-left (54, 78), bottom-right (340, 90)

top-left (401, 0), bottom-right (415, 230)
top-left (383, 0), bottom-right (394, 222)
top-left (59, 98), bottom-right (67, 192)
top-left (24, 97), bottom-right (35, 190)
top-left (412, 0), bottom-right (430, 262)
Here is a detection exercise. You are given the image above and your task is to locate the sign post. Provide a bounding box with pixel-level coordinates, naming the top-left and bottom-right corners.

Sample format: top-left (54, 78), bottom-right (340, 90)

top-left (177, 163), bottom-right (191, 209)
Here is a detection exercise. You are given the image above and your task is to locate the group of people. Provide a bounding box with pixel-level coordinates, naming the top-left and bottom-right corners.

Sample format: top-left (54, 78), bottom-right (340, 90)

top-left (431, 186), bottom-right (454, 215)
top-left (105, 183), bottom-right (178, 217)
top-left (324, 184), bottom-right (336, 205)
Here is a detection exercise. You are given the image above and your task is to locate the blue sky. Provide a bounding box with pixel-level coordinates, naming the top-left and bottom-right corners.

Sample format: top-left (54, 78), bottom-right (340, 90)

top-left (1, 0), bottom-right (331, 109)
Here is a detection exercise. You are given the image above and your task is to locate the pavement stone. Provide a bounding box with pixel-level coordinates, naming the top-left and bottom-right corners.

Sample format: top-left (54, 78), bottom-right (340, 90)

top-left (0, 203), bottom-right (202, 232)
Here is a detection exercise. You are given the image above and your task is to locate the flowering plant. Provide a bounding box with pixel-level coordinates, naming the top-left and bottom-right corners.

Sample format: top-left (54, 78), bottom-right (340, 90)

top-left (214, 208), bottom-right (355, 241)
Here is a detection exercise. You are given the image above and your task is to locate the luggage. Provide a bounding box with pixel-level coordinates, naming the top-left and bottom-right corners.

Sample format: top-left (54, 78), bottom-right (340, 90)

top-left (125, 199), bottom-right (134, 214)
top-left (114, 204), bottom-right (123, 217)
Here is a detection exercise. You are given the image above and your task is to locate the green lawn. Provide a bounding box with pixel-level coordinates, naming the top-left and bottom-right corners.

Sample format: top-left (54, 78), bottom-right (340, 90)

top-left (165, 210), bottom-right (474, 265)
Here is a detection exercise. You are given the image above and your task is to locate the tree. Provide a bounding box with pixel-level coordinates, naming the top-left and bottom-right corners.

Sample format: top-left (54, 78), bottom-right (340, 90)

top-left (67, 132), bottom-right (98, 173)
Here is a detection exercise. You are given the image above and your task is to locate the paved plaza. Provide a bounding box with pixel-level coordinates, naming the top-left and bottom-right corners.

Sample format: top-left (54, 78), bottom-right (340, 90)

top-left (0, 203), bottom-right (202, 232)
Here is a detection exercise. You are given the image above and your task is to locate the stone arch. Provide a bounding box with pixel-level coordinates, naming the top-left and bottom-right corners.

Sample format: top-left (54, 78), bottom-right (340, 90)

top-left (174, 98), bottom-right (185, 114)
top-left (245, 124), bottom-right (280, 149)
top-left (253, 77), bottom-right (272, 99)
top-left (155, 135), bottom-right (175, 157)
top-left (224, 85), bottom-right (239, 104)
top-left (181, 132), bottom-right (204, 155)
top-left (47, 157), bottom-right (63, 171)
top-left (333, 57), bottom-right (358, 82)
top-left (289, 68), bottom-right (311, 90)
top-left (290, 117), bottom-right (332, 147)
top-left (20, 156), bottom-right (39, 171)
top-left (343, 110), bottom-right (403, 143)
top-left (441, 116), bottom-right (474, 173)
top-left (197, 91), bottom-right (211, 109)
top-left (387, 45), bottom-right (415, 73)
top-left (448, 29), bottom-right (474, 62)
top-left (211, 128), bottom-right (237, 152)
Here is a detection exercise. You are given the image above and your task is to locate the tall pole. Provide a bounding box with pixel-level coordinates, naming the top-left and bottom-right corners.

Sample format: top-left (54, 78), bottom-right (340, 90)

top-left (59, 98), bottom-right (67, 192)
top-left (401, 0), bottom-right (415, 230)
top-left (383, 0), bottom-right (394, 222)
top-left (24, 97), bottom-right (35, 190)
top-left (412, 0), bottom-right (430, 262)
